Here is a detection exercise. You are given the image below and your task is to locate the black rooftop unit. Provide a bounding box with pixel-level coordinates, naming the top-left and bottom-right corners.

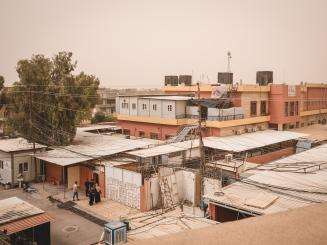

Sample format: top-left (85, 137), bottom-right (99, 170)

top-left (218, 72), bottom-right (233, 84)
top-left (178, 75), bottom-right (192, 86)
top-left (256, 71), bottom-right (273, 85)
top-left (165, 76), bottom-right (179, 86)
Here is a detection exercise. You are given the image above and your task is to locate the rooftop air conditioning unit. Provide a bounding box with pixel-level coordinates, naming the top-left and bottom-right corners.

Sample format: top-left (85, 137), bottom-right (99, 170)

top-left (225, 154), bottom-right (233, 164)
top-left (104, 221), bottom-right (127, 245)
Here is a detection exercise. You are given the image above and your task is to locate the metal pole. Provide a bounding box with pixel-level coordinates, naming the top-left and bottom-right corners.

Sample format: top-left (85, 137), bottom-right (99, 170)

top-left (197, 83), bottom-right (206, 203)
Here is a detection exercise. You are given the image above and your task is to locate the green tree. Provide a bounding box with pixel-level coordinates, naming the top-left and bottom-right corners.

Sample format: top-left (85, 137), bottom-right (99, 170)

top-left (0, 75), bottom-right (5, 107)
top-left (6, 52), bottom-right (100, 145)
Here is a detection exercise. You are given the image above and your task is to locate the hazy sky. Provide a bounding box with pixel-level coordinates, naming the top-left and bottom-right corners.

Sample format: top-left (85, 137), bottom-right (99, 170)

top-left (1, 0), bottom-right (326, 88)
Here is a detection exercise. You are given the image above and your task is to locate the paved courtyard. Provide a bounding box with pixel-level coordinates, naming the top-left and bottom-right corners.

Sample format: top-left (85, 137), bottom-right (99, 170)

top-left (0, 186), bottom-right (104, 245)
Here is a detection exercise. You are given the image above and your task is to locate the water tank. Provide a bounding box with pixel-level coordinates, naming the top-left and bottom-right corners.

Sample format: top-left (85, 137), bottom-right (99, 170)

top-left (218, 72), bottom-right (233, 84)
top-left (164, 76), bottom-right (179, 86)
top-left (179, 75), bottom-right (192, 86)
top-left (256, 71), bottom-right (273, 85)
top-left (104, 221), bottom-right (127, 245)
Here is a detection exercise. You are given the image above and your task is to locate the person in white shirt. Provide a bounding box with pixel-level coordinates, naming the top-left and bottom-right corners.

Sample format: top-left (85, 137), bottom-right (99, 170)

top-left (73, 181), bottom-right (79, 201)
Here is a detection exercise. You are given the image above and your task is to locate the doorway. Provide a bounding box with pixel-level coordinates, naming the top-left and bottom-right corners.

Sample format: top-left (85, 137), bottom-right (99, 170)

top-left (93, 172), bottom-right (99, 185)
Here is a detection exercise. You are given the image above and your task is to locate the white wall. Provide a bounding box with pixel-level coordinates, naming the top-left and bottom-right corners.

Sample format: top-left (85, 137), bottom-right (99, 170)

top-left (162, 101), bottom-right (176, 119)
top-left (186, 106), bottom-right (198, 116)
top-left (115, 97), bottom-right (120, 114)
top-left (158, 167), bottom-right (197, 205)
top-left (119, 96), bottom-right (130, 115)
top-left (105, 165), bottom-right (142, 209)
top-left (138, 98), bottom-right (150, 116)
top-left (175, 101), bottom-right (187, 117)
top-left (149, 99), bottom-right (162, 117)
top-left (204, 177), bottom-right (221, 196)
top-left (0, 151), bottom-right (11, 184)
top-left (129, 97), bottom-right (138, 116)
top-left (13, 153), bottom-right (35, 183)
top-left (208, 107), bottom-right (245, 117)
top-left (176, 170), bottom-right (196, 204)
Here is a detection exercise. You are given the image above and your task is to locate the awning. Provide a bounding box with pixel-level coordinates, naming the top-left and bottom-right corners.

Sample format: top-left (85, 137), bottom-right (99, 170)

top-left (0, 213), bottom-right (53, 235)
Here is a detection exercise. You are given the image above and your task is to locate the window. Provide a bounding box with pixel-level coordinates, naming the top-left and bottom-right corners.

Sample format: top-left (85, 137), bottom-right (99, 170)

top-left (152, 104), bottom-right (157, 111)
top-left (139, 131), bottom-right (145, 137)
top-left (290, 102), bottom-right (295, 116)
top-left (250, 101), bottom-right (257, 116)
top-left (132, 103), bottom-right (136, 110)
top-left (23, 162), bottom-right (28, 172)
top-left (19, 163), bottom-right (23, 174)
top-left (167, 105), bottom-right (173, 112)
top-left (284, 102), bottom-right (289, 116)
top-left (260, 101), bottom-right (267, 116)
top-left (0, 160), bottom-right (3, 169)
top-left (142, 104), bottom-right (147, 110)
top-left (121, 99), bottom-right (129, 109)
top-left (295, 101), bottom-right (299, 115)
top-left (123, 129), bottom-right (130, 135)
top-left (150, 132), bottom-right (159, 139)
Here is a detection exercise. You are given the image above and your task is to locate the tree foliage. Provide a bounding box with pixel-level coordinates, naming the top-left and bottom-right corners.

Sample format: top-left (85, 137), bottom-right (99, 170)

top-left (6, 52), bottom-right (100, 145)
top-left (0, 75), bottom-right (5, 108)
top-left (91, 112), bottom-right (115, 124)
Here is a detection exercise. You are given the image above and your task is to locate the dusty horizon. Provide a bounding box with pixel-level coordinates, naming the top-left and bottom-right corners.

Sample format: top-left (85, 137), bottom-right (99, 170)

top-left (1, 0), bottom-right (327, 89)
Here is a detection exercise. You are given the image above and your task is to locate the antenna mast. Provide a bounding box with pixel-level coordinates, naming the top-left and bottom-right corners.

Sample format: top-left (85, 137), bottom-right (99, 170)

top-left (227, 51), bottom-right (232, 73)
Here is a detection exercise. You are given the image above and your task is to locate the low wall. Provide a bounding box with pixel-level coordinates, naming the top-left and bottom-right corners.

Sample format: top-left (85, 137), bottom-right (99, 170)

top-left (247, 147), bottom-right (295, 164)
top-left (106, 178), bottom-right (140, 209)
top-left (105, 165), bottom-right (142, 209)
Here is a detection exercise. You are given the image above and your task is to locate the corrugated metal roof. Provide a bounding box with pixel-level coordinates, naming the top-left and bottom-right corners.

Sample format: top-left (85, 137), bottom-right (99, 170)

top-left (128, 130), bottom-right (306, 157)
top-left (204, 130), bottom-right (307, 152)
top-left (0, 197), bottom-right (44, 225)
top-left (205, 144), bottom-right (327, 214)
top-left (128, 140), bottom-right (199, 158)
top-left (140, 96), bottom-right (192, 101)
top-left (0, 213), bottom-right (53, 235)
top-left (34, 137), bottom-right (158, 166)
top-left (0, 137), bottom-right (46, 153)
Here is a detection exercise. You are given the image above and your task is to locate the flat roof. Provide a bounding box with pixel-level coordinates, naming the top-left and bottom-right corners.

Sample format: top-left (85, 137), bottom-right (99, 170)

top-left (128, 140), bottom-right (199, 158)
top-left (128, 130), bottom-right (306, 158)
top-left (77, 125), bottom-right (121, 132)
top-left (204, 144), bottom-right (327, 215)
top-left (127, 203), bottom-right (327, 245)
top-left (290, 124), bottom-right (327, 142)
top-left (140, 96), bottom-right (192, 101)
top-left (0, 137), bottom-right (46, 153)
top-left (35, 137), bottom-right (159, 166)
top-left (204, 130), bottom-right (307, 152)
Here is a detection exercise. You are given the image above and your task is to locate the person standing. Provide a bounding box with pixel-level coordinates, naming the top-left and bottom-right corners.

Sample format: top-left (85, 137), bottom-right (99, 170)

top-left (73, 181), bottom-right (79, 201)
top-left (95, 183), bottom-right (101, 203)
top-left (89, 186), bottom-right (95, 206)
top-left (84, 179), bottom-right (90, 196)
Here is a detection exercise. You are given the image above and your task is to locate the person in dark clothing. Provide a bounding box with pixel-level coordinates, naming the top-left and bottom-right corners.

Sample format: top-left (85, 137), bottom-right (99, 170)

top-left (90, 179), bottom-right (95, 188)
top-left (95, 183), bottom-right (101, 203)
top-left (89, 187), bottom-right (95, 206)
top-left (84, 179), bottom-right (90, 196)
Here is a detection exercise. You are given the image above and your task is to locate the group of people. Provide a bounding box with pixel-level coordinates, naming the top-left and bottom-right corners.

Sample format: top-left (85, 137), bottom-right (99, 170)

top-left (72, 179), bottom-right (102, 206)
top-left (85, 179), bottom-right (101, 206)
